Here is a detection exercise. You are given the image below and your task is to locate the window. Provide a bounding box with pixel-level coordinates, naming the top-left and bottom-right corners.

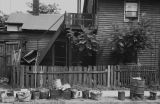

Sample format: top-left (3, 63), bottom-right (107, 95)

top-left (124, 0), bottom-right (139, 22)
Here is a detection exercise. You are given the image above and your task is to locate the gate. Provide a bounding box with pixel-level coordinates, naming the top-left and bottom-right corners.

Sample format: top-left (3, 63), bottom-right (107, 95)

top-left (0, 41), bottom-right (19, 80)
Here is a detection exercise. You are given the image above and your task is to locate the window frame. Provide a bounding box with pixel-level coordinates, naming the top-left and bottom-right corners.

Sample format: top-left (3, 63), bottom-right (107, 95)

top-left (124, 0), bottom-right (140, 22)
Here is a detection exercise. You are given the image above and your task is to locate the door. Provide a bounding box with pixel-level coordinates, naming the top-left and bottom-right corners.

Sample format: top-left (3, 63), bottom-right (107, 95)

top-left (0, 43), bottom-right (5, 77)
top-left (0, 41), bottom-right (19, 80)
top-left (54, 41), bottom-right (67, 66)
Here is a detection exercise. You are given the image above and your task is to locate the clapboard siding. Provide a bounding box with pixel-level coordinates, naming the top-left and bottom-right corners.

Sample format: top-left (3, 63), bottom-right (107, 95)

top-left (96, 0), bottom-right (160, 66)
top-left (26, 39), bottom-right (50, 51)
top-left (96, 0), bottom-right (124, 65)
top-left (138, 0), bottom-right (160, 66)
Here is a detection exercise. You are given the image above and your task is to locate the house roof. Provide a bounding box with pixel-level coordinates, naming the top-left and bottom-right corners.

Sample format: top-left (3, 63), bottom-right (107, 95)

top-left (6, 13), bottom-right (28, 24)
top-left (6, 13), bottom-right (64, 31)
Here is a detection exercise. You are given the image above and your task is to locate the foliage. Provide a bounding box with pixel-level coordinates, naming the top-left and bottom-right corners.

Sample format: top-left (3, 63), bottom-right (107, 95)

top-left (110, 17), bottom-right (154, 64)
top-left (67, 27), bottom-right (99, 65)
top-left (26, 2), bottom-right (60, 14)
top-left (0, 10), bottom-right (8, 31)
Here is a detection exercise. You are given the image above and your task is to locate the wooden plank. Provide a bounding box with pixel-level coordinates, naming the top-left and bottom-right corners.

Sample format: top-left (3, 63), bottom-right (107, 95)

top-left (83, 67), bottom-right (87, 86)
top-left (113, 66), bottom-right (116, 87)
top-left (78, 66), bottom-right (82, 85)
top-left (96, 65), bottom-right (100, 85)
top-left (25, 66), bottom-right (29, 88)
top-left (47, 66), bottom-right (52, 87)
top-left (68, 66), bottom-right (73, 85)
top-left (64, 66), bottom-right (68, 83)
top-left (20, 65), bottom-right (24, 88)
top-left (73, 66), bottom-right (77, 85)
top-left (30, 66), bottom-right (34, 88)
top-left (93, 66), bottom-right (97, 87)
top-left (17, 65), bottom-right (20, 87)
top-left (43, 66), bottom-right (47, 87)
top-left (12, 66), bottom-right (16, 87)
top-left (27, 70), bottom-right (108, 74)
top-left (103, 65), bottom-right (107, 86)
top-left (107, 65), bottom-right (111, 87)
top-left (117, 65), bottom-right (121, 86)
top-left (88, 66), bottom-right (92, 87)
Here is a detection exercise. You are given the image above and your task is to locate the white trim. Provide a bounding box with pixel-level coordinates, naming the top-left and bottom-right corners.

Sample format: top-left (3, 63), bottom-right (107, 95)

top-left (124, 0), bottom-right (140, 22)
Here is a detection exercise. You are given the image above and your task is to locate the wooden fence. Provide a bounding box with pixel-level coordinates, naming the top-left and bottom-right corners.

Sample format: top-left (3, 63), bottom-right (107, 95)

top-left (12, 65), bottom-right (158, 88)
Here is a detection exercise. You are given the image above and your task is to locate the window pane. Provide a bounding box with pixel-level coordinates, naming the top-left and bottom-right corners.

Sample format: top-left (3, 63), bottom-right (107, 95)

top-left (126, 11), bottom-right (137, 17)
top-left (126, 3), bottom-right (138, 11)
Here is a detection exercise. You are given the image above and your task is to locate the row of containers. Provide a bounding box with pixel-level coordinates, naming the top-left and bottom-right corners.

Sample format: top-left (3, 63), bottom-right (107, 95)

top-left (1, 88), bottom-right (102, 103)
top-left (31, 88), bottom-right (101, 100)
top-left (118, 77), bottom-right (157, 100)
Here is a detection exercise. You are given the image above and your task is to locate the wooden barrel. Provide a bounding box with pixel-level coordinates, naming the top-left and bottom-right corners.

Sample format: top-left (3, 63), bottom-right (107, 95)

top-left (130, 78), bottom-right (145, 100)
top-left (130, 78), bottom-right (137, 99)
top-left (135, 79), bottom-right (145, 99)
top-left (118, 91), bottom-right (125, 100)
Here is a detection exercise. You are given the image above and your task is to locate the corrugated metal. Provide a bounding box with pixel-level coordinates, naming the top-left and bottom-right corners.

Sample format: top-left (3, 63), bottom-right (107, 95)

top-left (96, 0), bottom-right (160, 66)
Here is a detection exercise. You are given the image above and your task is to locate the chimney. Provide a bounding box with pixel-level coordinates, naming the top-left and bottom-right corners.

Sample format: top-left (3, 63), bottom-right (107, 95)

top-left (33, 0), bottom-right (39, 15)
top-left (77, 0), bottom-right (81, 13)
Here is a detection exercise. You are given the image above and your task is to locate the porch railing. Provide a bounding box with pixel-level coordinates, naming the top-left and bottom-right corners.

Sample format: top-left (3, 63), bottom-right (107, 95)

top-left (64, 13), bottom-right (97, 29)
top-left (12, 65), bottom-right (158, 88)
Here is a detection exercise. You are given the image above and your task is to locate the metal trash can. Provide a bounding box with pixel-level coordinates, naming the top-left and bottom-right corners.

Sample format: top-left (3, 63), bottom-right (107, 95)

top-left (118, 91), bottom-right (125, 100)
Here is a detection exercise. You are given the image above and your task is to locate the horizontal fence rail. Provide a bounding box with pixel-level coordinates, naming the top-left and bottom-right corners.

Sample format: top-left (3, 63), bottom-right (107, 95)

top-left (12, 65), bottom-right (158, 88)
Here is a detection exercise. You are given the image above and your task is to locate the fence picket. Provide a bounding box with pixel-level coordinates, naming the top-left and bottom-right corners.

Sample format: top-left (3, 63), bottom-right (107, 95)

top-left (107, 66), bottom-right (111, 87)
top-left (12, 65), bottom-right (157, 88)
top-left (93, 66), bottom-right (97, 87)
top-left (78, 66), bottom-right (82, 85)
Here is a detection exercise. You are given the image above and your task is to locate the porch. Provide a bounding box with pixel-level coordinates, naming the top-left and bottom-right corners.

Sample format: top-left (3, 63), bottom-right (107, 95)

top-left (64, 13), bottom-right (97, 30)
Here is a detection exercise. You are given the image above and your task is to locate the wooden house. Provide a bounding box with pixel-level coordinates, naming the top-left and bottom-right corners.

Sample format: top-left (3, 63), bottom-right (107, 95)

top-left (0, 1), bottom-right (97, 79)
top-left (0, 13), bottom-right (64, 78)
top-left (83, 0), bottom-right (160, 67)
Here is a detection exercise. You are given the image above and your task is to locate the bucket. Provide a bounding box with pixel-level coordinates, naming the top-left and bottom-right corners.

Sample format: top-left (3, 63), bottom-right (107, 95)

top-left (31, 91), bottom-right (40, 100)
top-left (149, 91), bottom-right (157, 100)
top-left (118, 91), bottom-right (125, 100)
top-left (82, 90), bottom-right (90, 99)
top-left (62, 89), bottom-right (72, 100)
top-left (39, 88), bottom-right (49, 99)
top-left (50, 89), bottom-right (62, 99)
top-left (16, 91), bottom-right (31, 102)
top-left (71, 89), bottom-right (82, 99)
top-left (90, 90), bottom-right (102, 100)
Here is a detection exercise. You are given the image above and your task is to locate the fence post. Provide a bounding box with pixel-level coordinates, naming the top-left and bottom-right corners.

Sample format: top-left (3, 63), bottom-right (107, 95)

top-left (107, 65), bottom-right (111, 87)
